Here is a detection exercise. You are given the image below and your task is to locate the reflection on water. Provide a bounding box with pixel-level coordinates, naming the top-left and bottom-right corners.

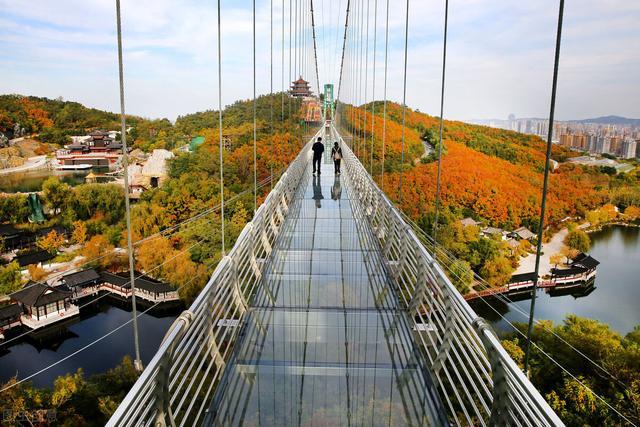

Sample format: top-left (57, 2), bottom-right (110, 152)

top-left (472, 226), bottom-right (640, 335)
top-left (0, 168), bottom-right (113, 193)
top-left (0, 299), bottom-right (180, 388)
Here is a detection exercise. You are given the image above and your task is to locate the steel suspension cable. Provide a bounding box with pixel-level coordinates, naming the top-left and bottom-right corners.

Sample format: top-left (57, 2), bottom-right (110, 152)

top-left (380, 0), bottom-right (389, 190)
top-left (217, 0), bottom-right (226, 255)
top-left (369, 0), bottom-right (377, 175)
top-left (288, 0), bottom-right (292, 117)
top-left (294, 0), bottom-right (298, 80)
top-left (270, 0), bottom-right (274, 189)
top-left (115, 0), bottom-right (142, 371)
top-left (281, 0), bottom-right (285, 122)
top-left (433, 0), bottom-right (449, 244)
top-left (398, 0), bottom-right (410, 202)
top-left (253, 0), bottom-right (258, 214)
top-left (336, 0), bottom-right (351, 102)
top-left (363, 0), bottom-right (370, 171)
top-left (524, 0), bottom-right (565, 374)
top-left (310, 0), bottom-right (321, 97)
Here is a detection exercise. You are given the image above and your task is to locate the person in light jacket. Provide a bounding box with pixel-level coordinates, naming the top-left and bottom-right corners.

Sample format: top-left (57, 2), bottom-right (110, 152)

top-left (331, 141), bottom-right (343, 175)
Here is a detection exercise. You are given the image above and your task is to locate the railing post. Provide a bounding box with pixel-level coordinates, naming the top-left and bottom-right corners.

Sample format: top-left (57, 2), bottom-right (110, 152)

top-left (154, 310), bottom-right (194, 427)
top-left (432, 278), bottom-right (456, 375)
top-left (473, 317), bottom-right (510, 425)
top-left (207, 274), bottom-right (227, 372)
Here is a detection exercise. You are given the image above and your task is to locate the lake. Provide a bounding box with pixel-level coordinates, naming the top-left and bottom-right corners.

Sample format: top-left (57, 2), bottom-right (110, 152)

top-left (472, 225), bottom-right (640, 335)
top-left (0, 299), bottom-right (180, 388)
top-left (0, 168), bottom-right (113, 193)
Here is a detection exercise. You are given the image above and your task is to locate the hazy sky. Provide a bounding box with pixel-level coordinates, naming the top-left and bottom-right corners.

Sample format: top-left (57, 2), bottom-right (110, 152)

top-left (1, 0), bottom-right (638, 122)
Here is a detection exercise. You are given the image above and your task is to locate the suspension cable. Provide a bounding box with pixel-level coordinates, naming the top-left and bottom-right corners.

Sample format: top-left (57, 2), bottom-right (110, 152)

top-left (217, 0), bottom-right (226, 255)
top-left (381, 0), bottom-right (389, 190)
top-left (270, 0), bottom-right (274, 189)
top-left (369, 0), bottom-right (377, 175)
top-left (252, 0), bottom-right (258, 214)
top-left (433, 0), bottom-right (449, 244)
top-left (363, 0), bottom-right (370, 170)
top-left (288, 0), bottom-right (292, 117)
top-left (336, 0), bottom-right (351, 102)
top-left (524, 0), bottom-right (565, 374)
top-left (310, 0), bottom-right (321, 97)
top-left (115, 0), bottom-right (142, 371)
top-left (398, 0), bottom-right (410, 202)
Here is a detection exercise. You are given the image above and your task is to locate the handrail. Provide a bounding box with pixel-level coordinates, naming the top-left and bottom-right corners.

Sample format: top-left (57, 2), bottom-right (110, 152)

top-left (109, 123), bottom-right (563, 427)
top-left (107, 128), bottom-right (322, 427)
top-left (333, 123), bottom-right (563, 426)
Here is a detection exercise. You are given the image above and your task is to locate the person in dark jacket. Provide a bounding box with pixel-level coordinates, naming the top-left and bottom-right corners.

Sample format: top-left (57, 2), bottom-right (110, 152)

top-left (312, 137), bottom-right (324, 175)
top-left (331, 141), bottom-right (343, 175)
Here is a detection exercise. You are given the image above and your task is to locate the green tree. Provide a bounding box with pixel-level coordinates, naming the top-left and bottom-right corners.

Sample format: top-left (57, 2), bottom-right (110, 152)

top-left (448, 259), bottom-right (474, 294)
top-left (0, 261), bottom-right (22, 294)
top-left (0, 194), bottom-right (30, 223)
top-left (565, 229), bottom-right (591, 253)
top-left (42, 176), bottom-right (72, 214)
top-left (468, 237), bottom-right (500, 269)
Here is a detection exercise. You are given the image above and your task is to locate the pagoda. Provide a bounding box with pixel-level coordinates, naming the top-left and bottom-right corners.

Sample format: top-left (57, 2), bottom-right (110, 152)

top-left (289, 76), bottom-right (312, 98)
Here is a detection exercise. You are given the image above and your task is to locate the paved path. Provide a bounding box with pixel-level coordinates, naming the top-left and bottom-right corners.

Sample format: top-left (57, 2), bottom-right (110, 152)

top-left (514, 228), bottom-right (568, 276)
top-left (0, 155), bottom-right (49, 175)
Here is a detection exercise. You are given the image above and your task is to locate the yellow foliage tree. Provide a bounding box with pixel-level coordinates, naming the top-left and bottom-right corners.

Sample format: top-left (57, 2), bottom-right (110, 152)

top-left (28, 264), bottom-right (47, 282)
top-left (71, 220), bottom-right (87, 244)
top-left (36, 230), bottom-right (65, 254)
top-left (81, 235), bottom-right (115, 269)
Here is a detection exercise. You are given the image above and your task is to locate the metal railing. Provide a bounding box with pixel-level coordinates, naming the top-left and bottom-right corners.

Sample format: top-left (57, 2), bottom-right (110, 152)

top-left (109, 124), bottom-right (563, 426)
top-left (107, 129), bottom-right (321, 427)
top-left (333, 124), bottom-right (563, 426)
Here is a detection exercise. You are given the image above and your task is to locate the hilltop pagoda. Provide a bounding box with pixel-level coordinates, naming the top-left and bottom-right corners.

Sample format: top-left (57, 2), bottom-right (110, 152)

top-left (289, 76), bottom-right (312, 98)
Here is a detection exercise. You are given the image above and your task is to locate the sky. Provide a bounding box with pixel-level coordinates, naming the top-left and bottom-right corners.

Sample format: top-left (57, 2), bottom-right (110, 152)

top-left (0, 0), bottom-right (638, 122)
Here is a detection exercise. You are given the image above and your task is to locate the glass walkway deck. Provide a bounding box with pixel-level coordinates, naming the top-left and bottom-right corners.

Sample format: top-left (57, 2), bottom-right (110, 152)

top-left (108, 126), bottom-right (563, 427)
top-left (205, 148), bottom-right (447, 425)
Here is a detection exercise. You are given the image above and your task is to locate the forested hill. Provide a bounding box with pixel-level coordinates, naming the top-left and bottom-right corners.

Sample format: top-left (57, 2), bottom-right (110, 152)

top-left (341, 102), bottom-right (639, 231)
top-left (0, 95), bottom-right (138, 142)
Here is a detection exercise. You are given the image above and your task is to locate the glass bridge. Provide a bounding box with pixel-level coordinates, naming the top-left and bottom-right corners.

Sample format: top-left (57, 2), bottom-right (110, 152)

top-left (204, 150), bottom-right (447, 425)
top-left (107, 124), bottom-right (563, 427)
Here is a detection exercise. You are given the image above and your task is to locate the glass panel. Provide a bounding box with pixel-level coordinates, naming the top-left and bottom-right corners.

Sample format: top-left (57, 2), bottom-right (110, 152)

top-left (207, 160), bottom-right (446, 426)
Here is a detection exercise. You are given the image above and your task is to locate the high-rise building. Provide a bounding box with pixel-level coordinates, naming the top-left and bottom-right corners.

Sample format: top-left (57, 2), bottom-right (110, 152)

top-left (620, 138), bottom-right (637, 159)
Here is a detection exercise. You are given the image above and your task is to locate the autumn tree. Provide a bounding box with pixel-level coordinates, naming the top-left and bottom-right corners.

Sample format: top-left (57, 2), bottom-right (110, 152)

top-left (623, 205), bottom-right (640, 221)
top-left (550, 253), bottom-right (564, 268)
top-left (36, 229), bottom-right (66, 254)
top-left (28, 264), bottom-right (48, 282)
top-left (72, 220), bottom-right (88, 244)
top-left (560, 246), bottom-right (580, 264)
top-left (136, 237), bottom-right (174, 276)
top-left (81, 235), bottom-right (115, 269)
top-left (480, 256), bottom-right (514, 287)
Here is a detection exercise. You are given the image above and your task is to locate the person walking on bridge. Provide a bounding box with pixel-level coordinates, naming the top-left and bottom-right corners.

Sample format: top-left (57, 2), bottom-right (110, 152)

top-left (331, 141), bottom-right (342, 175)
top-left (312, 136), bottom-right (324, 175)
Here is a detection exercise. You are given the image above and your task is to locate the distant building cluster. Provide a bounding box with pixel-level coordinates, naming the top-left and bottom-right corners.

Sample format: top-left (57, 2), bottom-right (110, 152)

top-left (289, 76), bottom-right (322, 123)
top-left (470, 115), bottom-right (640, 159)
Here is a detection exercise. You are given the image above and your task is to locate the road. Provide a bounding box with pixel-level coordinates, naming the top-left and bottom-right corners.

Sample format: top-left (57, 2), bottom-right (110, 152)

top-left (0, 155), bottom-right (49, 175)
top-left (514, 228), bottom-right (568, 276)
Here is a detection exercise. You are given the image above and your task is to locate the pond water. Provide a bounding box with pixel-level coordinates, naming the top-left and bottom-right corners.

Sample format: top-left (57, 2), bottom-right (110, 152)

top-left (0, 168), bottom-right (113, 193)
top-left (0, 299), bottom-right (180, 388)
top-left (472, 225), bottom-right (640, 335)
